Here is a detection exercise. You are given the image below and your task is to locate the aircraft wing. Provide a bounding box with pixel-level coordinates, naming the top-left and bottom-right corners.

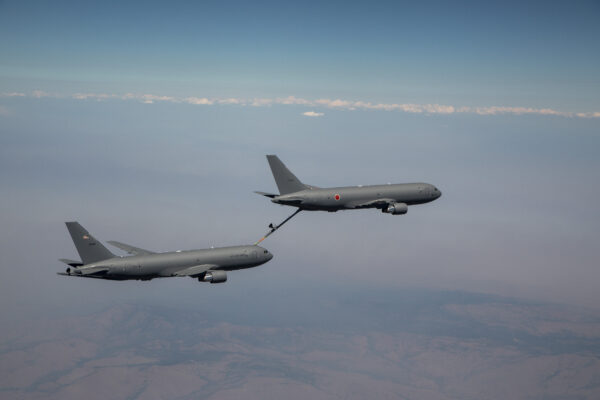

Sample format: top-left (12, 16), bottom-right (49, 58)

top-left (107, 240), bottom-right (156, 255)
top-left (173, 264), bottom-right (218, 278)
top-left (348, 198), bottom-right (396, 209)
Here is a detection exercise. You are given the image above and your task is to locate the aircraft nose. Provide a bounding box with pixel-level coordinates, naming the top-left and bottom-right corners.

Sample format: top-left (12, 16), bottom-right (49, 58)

top-left (259, 247), bottom-right (273, 261)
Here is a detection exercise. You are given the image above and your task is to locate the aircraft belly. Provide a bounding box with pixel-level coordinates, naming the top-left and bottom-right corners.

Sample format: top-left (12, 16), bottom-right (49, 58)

top-left (221, 259), bottom-right (262, 271)
top-left (301, 204), bottom-right (337, 211)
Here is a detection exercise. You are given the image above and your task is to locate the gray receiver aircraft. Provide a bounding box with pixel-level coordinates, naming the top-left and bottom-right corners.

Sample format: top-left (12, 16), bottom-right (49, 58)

top-left (256, 155), bottom-right (441, 215)
top-left (58, 222), bottom-right (273, 283)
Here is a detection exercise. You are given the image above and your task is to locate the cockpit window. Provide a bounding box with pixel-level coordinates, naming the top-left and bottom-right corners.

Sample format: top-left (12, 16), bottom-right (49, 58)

top-left (263, 250), bottom-right (268, 254)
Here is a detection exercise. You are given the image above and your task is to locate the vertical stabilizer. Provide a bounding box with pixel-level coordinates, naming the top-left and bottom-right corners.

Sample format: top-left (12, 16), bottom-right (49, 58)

top-left (65, 222), bottom-right (115, 265)
top-left (266, 155), bottom-right (308, 195)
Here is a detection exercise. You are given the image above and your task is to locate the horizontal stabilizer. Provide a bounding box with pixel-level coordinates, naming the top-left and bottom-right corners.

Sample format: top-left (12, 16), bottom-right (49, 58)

top-left (59, 258), bottom-right (83, 267)
top-left (173, 264), bottom-right (217, 277)
top-left (57, 272), bottom-right (85, 277)
top-left (254, 191), bottom-right (278, 198)
top-left (80, 266), bottom-right (110, 276)
top-left (57, 268), bottom-right (108, 278)
top-left (107, 240), bottom-right (155, 255)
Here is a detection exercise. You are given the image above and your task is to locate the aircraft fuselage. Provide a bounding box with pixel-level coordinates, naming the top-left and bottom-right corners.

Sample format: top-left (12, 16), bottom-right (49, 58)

top-left (272, 182), bottom-right (441, 212)
top-left (63, 245), bottom-right (272, 281)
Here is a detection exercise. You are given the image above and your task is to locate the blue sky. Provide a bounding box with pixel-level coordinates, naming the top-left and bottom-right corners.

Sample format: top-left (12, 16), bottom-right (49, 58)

top-left (1, 0), bottom-right (600, 322)
top-left (1, 0), bottom-right (599, 111)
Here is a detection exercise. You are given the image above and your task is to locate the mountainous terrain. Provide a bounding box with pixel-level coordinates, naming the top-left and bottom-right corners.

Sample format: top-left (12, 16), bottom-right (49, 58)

top-left (1, 288), bottom-right (599, 399)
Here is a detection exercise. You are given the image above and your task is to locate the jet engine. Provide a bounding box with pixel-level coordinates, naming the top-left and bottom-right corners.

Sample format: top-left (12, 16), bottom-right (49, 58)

top-left (200, 270), bottom-right (227, 284)
top-left (384, 202), bottom-right (408, 215)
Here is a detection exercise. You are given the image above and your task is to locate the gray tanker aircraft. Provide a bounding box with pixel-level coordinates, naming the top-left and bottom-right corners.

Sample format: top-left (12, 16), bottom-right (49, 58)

top-left (256, 155), bottom-right (441, 215)
top-left (58, 222), bottom-right (273, 283)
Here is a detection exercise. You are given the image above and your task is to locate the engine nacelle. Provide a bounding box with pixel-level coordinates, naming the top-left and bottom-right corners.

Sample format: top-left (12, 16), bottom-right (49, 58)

top-left (384, 202), bottom-right (408, 215)
top-left (200, 270), bottom-right (227, 284)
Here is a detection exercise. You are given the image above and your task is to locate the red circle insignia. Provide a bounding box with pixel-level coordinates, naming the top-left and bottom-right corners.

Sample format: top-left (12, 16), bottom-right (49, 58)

top-left (334, 194), bottom-right (340, 201)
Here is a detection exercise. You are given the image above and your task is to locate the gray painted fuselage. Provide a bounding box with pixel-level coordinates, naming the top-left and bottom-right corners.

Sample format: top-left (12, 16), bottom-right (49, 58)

top-left (76, 245), bottom-right (273, 281)
top-left (273, 183), bottom-right (441, 212)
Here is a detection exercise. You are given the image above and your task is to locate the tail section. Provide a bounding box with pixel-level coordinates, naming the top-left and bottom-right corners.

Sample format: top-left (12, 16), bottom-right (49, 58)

top-left (266, 155), bottom-right (308, 195)
top-left (65, 222), bottom-right (115, 265)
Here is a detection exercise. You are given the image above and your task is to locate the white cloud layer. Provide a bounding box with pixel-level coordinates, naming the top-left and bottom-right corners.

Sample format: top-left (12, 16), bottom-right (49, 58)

top-left (302, 111), bottom-right (324, 117)
top-left (2, 91), bottom-right (599, 118)
top-left (0, 92), bottom-right (26, 97)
